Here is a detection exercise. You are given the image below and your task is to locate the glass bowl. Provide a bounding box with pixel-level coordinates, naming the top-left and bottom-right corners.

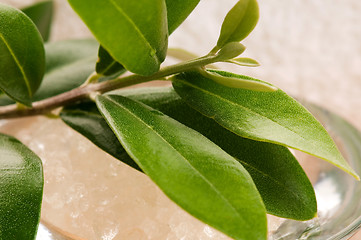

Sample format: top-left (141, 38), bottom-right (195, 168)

top-left (269, 102), bottom-right (361, 240)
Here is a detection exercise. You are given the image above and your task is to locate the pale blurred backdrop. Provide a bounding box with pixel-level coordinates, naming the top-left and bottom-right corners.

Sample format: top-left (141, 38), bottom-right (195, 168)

top-left (2, 0), bottom-right (361, 239)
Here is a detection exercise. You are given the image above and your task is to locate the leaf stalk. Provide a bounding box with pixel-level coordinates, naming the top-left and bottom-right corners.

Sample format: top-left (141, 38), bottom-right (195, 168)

top-left (0, 54), bottom-right (220, 119)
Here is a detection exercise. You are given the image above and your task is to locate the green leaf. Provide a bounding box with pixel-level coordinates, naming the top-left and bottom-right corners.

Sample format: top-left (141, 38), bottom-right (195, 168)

top-left (96, 45), bottom-right (125, 77)
top-left (0, 3), bottom-right (45, 106)
top-left (62, 87), bottom-right (317, 220)
top-left (44, 39), bottom-right (98, 73)
top-left (120, 87), bottom-right (317, 220)
top-left (36, 39), bottom-right (98, 101)
top-left (60, 101), bottom-right (140, 171)
top-left (226, 57), bottom-right (260, 67)
top-left (172, 70), bottom-right (359, 179)
top-left (68, 0), bottom-right (168, 76)
top-left (0, 133), bottom-right (43, 239)
top-left (0, 39), bottom-right (98, 106)
top-left (214, 42), bottom-right (246, 62)
top-left (165, 0), bottom-right (200, 34)
top-left (33, 39), bottom-right (98, 101)
top-left (217, 0), bottom-right (259, 48)
top-left (22, 0), bottom-right (53, 42)
top-left (96, 94), bottom-right (267, 240)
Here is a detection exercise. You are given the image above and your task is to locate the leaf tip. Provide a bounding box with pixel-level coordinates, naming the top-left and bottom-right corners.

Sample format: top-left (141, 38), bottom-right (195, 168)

top-left (352, 172), bottom-right (360, 181)
top-left (338, 163), bottom-right (359, 180)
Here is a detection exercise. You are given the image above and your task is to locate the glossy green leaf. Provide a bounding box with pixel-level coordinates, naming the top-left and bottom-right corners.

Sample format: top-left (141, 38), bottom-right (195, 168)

top-left (96, 94), bottom-right (267, 240)
top-left (60, 101), bottom-right (140, 171)
top-left (121, 87), bottom-right (317, 220)
top-left (166, 0), bottom-right (200, 34)
top-left (0, 3), bottom-right (45, 106)
top-left (217, 0), bottom-right (259, 48)
top-left (0, 133), bottom-right (43, 239)
top-left (172, 70), bottom-right (359, 179)
top-left (61, 87), bottom-right (317, 220)
top-left (68, 0), bottom-right (168, 76)
top-left (0, 39), bottom-right (98, 106)
top-left (22, 0), bottom-right (53, 42)
top-left (226, 57), bottom-right (260, 67)
top-left (96, 46), bottom-right (125, 77)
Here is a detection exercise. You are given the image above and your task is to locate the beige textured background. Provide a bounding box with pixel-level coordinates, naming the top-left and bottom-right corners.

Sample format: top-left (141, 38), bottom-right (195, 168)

top-left (2, 0), bottom-right (361, 239)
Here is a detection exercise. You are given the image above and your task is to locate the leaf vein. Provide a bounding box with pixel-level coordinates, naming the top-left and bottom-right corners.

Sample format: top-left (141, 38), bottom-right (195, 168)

top-left (99, 60), bottom-right (118, 75)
